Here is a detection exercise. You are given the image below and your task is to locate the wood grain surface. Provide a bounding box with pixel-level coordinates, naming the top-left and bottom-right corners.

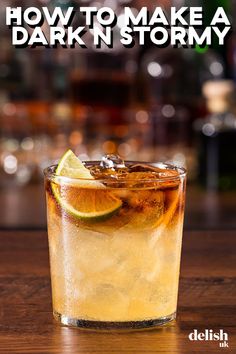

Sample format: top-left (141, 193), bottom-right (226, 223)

top-left (0, 230), bottom-right (235, 353)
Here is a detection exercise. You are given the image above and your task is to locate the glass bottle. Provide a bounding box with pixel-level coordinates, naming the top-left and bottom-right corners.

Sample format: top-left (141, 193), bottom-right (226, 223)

top-left (195, 80), bottom-right (236, 190)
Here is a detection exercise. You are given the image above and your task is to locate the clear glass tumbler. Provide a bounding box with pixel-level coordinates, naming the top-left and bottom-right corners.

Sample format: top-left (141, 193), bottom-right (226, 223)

top-left (44, 161), bottom-right (186, 329)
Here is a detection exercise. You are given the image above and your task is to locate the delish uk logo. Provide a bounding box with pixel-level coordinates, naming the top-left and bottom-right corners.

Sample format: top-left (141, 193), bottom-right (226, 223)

top-left (189, 329), bottom-right (229, 348)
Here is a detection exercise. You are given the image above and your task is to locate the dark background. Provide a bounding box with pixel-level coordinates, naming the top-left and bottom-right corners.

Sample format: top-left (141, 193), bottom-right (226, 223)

top-left (0, 0), bottom-right (236, 230)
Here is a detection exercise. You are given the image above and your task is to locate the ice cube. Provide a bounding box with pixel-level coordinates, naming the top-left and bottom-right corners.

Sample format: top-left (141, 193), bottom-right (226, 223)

top-left (158, 170), bottom-right (179, 178)
top-left (129, 163), bottom-right (163, 173)
top-left (100, 154), bottom-right (126, 170)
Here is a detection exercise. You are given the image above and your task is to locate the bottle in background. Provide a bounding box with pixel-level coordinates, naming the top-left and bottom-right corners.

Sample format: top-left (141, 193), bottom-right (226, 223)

top-left (195, 80), bottom-right (236, 190)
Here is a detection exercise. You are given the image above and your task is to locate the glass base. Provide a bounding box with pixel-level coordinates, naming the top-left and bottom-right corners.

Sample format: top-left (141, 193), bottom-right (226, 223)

top-left (53, 311), bottom-right (176, 330)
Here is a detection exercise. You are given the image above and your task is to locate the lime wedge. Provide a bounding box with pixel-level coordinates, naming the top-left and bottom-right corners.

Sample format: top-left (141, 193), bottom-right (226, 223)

top-left (52, 150), bottom-right (122, 221)
top-left (55, 149), bottom-right (93, 180)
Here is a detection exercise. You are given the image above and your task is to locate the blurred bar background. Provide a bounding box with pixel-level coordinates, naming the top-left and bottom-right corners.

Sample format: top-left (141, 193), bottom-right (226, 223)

top-left (0, 0), bottom-right (236, 230)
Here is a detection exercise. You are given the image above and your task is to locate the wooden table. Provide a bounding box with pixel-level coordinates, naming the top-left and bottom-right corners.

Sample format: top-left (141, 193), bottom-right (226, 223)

top-left (0, 230), bottom-right (235, 353)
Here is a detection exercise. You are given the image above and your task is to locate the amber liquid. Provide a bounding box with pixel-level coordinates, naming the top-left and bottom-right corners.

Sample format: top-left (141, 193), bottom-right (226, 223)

top-left (46, 164), bottom-right (185, 326)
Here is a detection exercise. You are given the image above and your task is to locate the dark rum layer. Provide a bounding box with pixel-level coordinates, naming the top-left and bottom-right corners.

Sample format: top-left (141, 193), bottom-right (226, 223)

top-left (46, 178), bottom-right (183, 230)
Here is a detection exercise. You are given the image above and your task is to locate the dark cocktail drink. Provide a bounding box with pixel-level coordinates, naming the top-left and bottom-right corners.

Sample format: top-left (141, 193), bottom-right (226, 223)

top-left (44, 151), bottom-right (186, 329)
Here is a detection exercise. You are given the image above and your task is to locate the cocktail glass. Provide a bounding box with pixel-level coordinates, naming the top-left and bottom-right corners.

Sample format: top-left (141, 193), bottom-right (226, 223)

top-left (44, 159), bottom-right (186, 329)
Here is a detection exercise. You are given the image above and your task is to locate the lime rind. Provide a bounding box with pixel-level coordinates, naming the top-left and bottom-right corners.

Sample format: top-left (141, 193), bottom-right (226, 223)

top-left (52, 183), bottom-right (122, 221)
top-left (52, 150), bottom-right (122, 221)
top-left (55, 149), bottom-right (92, 179)
top-left (53, 150), bottom-right (103, 189)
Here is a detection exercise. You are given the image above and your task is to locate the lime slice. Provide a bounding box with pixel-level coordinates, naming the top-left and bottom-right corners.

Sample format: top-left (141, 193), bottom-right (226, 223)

top-left (52, 150), bottom-right (122, 221)
top-left (55, 149), bottom-right (93, 180)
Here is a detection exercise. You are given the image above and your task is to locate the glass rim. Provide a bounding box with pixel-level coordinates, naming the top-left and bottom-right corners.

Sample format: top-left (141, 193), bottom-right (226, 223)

top-left (44, 161), bottom-right (187, 184)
